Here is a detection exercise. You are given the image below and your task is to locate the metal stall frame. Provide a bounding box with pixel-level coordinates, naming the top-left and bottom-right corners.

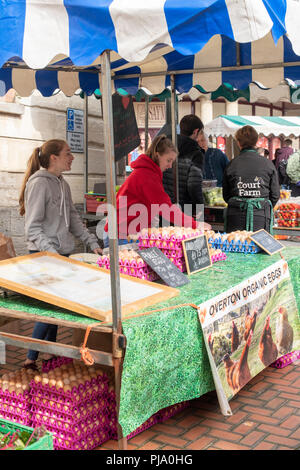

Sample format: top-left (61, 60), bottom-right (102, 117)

top-left (4, 50), bottom-right (300, 451)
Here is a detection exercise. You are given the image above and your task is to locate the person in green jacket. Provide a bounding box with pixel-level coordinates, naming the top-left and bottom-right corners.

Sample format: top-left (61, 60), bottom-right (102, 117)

top-left (286, 150), bottom-right (300, 197)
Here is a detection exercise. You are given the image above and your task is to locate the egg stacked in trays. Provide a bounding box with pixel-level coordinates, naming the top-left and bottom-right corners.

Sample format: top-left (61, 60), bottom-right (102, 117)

top-left (97, 249), bottom-right (158, 281)
top-left (206, 230), bottom-right (260, 253)
top-left (29, 359), bottom-right (111, 450)
top-left (0, 368), bottom-right (36, 426)
top-left (139, 227), bottom-right (227, 270)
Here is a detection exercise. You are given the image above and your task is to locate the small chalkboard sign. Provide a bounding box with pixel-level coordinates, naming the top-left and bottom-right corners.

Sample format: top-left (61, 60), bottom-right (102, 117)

top-left (250, 229), bottom-right (285, 256)
top-left (112, 93), bottom-right (140, 162)
top-left (137, 248), bottom-right (189, 288)
top-left (182, 235), bottom-right (212, 275)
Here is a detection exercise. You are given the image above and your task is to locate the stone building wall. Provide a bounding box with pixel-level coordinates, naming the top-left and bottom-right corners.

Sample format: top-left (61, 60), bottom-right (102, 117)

top-left (0, 90), bottom-right (121, 255)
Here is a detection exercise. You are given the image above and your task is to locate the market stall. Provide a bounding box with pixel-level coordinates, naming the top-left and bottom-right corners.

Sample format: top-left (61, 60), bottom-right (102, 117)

top-left (0, 245), bottom-right (299, 443)
top-left (1, 1), bottom-right (300, 451)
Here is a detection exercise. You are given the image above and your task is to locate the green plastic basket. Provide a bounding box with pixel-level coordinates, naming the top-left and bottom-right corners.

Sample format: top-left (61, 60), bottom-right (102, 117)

top-left (0, 418), bottom-right (53, 450)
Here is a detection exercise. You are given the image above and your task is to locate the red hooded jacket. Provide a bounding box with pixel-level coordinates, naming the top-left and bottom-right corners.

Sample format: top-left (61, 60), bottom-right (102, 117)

top-left (104, 154), bottom-right (197, 238)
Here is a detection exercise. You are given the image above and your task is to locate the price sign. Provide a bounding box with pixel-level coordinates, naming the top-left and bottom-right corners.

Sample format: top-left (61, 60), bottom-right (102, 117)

top-left (138, 248), bottom-right (189, 288)
top-left (250, 230), bottom-right (285, 256)
top-left (182, 235), bottom-right (212, 275)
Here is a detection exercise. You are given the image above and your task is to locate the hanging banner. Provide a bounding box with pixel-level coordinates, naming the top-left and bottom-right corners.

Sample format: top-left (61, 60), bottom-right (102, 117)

top-left (198, 259), bottom-right (300, 411)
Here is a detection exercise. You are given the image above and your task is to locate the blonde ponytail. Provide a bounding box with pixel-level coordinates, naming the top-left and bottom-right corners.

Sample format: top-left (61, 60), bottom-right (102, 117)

top-left (19, 139), bottom-right (66, 216)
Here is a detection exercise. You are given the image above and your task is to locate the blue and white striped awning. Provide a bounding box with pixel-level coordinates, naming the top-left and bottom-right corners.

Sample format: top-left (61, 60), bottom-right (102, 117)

top-left (204, 115), bottom-right (300, 137)
top-left (1, 1), bottom-right (300, 98)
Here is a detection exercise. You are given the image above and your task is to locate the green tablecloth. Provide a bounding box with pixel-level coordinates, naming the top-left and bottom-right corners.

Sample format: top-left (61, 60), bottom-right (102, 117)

top-left (0, 247), bottom-right (299, 437)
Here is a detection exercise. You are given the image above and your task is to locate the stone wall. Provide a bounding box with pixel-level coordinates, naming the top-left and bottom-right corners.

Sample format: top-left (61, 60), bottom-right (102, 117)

top-left (0, 90), bottom-right (123, 255)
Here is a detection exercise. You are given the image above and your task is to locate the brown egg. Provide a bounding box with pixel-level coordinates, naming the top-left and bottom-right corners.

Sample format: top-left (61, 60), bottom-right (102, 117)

top-left (56, 380), bottom-right (64, 390)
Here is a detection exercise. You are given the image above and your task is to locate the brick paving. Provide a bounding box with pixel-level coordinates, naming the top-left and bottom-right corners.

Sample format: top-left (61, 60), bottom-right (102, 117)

top-left (1, 320), bottom-right (300, 450)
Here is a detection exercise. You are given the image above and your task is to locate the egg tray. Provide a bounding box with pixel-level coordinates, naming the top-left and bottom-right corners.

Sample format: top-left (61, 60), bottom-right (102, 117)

top-left (269, 350), bottom-right (300, 369)
top-left (30, 395), bottom-right (108, 420)
top-left (139, 238), bottom-right (184, 251)
top-left (31, 409), bottom-right (109, 438)
top-left (30, 377), bottom-right (108, 404)
top-left (0, 410), bottom-right (31, 427)
top-left (41, 356), bottom-right (73, 373)
top-left (0, 389), bottom-right (30, 407)
top-left (208, 236), bottom-right (261, 254)
top-left (30, 398), bottom-right (109, 426)
top-left (159, 400), bottom-right (190, 423)
top-left (108, 389), bottom-right (190, 441)
top-left (211, 252), bottom-right (227, 263)
top-left (53, 428), bottom-right (110, 451)
top-left (97, 259), bottom-right (159, 281)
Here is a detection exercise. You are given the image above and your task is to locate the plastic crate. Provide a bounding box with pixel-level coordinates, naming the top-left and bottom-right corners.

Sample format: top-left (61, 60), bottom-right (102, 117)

top-left (0, 417), bottom-right (53, 450)
top-left (84, 194), bottom-right (107, 213)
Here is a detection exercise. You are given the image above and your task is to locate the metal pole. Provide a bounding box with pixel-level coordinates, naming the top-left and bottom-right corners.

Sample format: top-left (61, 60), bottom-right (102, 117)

top-left (99, 50), bottom-right (126, 450)
top-left (171, 75), bottom-right (179, 204)
top-left (144, 95), bottom-right (149, 150)
top-left (100, 51), bottom-right (122, 330)
top-left (84, 93), bottom-right (89, 193)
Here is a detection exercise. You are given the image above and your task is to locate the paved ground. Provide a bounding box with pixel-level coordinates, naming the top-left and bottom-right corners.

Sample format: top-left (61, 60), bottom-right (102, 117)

top-left (1, 320), bottom-right (299, 451)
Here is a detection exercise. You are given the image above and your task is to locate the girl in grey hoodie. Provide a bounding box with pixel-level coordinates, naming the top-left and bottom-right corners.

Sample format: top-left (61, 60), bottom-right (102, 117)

top-left (19, 139), bottom-right (102, 369)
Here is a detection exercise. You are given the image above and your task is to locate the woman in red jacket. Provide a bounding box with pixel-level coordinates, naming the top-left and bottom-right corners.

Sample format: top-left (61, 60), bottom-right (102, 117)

top-left (104, 135), bottom-right (210, 245)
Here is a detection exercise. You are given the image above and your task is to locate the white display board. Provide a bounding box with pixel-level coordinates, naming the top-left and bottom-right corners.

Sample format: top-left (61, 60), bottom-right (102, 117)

top-left (0, 253), bottom-right (179, 322)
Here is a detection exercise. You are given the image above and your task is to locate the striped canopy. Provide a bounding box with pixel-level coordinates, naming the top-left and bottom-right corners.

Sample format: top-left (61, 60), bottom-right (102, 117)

top-left (204, 115), bottom-right (300, 137)
top-left (1, 1), bottom-right (300, 98)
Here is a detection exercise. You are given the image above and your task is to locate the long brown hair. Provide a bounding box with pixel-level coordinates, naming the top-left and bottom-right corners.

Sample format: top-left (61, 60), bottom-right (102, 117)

top-left (19, 139), bottom-right (66, 216)
top-left (146, 135), bottom-right (177, 165)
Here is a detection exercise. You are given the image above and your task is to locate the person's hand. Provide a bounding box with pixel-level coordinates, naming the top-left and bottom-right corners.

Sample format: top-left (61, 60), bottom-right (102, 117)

top-left (93, 247), bottom-right (103, 255)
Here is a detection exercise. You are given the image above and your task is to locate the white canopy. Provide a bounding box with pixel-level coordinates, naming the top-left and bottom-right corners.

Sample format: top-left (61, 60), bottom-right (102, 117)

top-left (204, 115), bottom-right (300, 138)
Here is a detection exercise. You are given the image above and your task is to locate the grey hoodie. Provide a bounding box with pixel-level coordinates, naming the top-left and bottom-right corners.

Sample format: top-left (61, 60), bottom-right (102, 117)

top-left (24, 169), bottom-right (99, 254)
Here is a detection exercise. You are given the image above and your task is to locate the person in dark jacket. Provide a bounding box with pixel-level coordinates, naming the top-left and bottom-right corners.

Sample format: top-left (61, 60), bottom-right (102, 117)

top-left (163, 114), bottom-right (205, 218)
top-left (223, 126), bottom-right (280, 233)
top-left (197, 132), bottom-right (229, 186)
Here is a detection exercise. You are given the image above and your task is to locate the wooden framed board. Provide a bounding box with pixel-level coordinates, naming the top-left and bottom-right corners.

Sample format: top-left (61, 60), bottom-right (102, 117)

top-left (250, 229), bottom-right (285, 256)
top-left (182, 234), bottom-right (212, 275)
top-left (0, 252), bottom-right (179, 323)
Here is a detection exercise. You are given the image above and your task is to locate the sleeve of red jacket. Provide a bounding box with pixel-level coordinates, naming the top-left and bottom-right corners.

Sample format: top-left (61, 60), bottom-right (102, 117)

top-left (142, 176), bottom-right (197, 228)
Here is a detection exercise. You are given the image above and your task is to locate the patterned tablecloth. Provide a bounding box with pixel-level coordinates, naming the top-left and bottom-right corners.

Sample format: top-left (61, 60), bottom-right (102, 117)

top-left (0, 247), bottom-right (299, 436)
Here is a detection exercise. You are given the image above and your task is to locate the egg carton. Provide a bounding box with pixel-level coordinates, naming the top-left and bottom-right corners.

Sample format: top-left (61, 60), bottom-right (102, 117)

top-left (269, 350), bottom-right (300, 369)
top-left (208, 236), bottom-right (261, 254)
top-left (0, 410), bottom-right (31, 427)
top-left (159, 400), bottom-right (190, 422)
top-left (42, 356), bottom-right (73, 373)
top-left (108, 388), bottom-right (190, 441)
top-left (109, 410), bottom-right (161, 441)
top-left (139, 238), bottom-right (184, 251)
top-left (160, 248), bottom-right (184, 259)
top-left (53, 428), bottom-right (110, 451)
top-left (139, 230), bottom-right (201, 242)
top-left (30, 398), bottom-right (109, 425)
top-left (98, 255), bottom-right (148, 268)
top-left (30, 395), bottom-right (108, 420)
top-left (211, 252), bottom-right (227, 263)
top-left (30, 377), bottom-right (108, 404)
top-left (31, 409), bottom-right (109, 438)
top-left (0, 390), bottom-right (30, 408)
top-left (97, 260), bottom-right (159, 281)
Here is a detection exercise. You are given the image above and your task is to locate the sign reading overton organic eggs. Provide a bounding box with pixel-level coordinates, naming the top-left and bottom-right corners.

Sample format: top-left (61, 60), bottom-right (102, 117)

top-left (198, 259), bottom-right (299, 415)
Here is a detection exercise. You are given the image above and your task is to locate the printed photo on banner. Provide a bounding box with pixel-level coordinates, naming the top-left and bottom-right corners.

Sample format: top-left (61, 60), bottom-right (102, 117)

top-left (198, 259), bottom-right (300, 401)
